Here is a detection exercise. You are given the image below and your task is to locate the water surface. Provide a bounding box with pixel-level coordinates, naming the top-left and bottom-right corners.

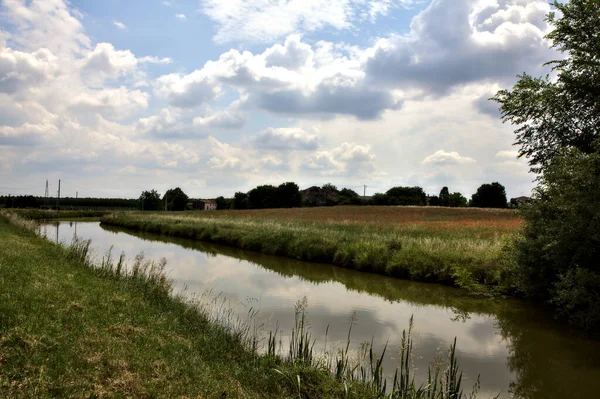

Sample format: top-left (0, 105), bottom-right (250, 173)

top-left (41, 221), bottom-right (600, 399)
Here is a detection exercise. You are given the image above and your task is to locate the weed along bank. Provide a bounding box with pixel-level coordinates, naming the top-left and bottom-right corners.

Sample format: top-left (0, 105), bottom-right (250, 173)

top-left (100, 206), bottom-right (521, 293)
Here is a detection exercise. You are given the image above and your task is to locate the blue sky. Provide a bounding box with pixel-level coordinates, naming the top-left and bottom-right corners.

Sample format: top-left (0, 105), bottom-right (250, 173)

top-left (0, 0), bottom-right (557, 199)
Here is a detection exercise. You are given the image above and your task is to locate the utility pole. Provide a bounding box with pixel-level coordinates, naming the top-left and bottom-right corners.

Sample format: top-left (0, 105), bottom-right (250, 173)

top-left (44, 180), bottom-right (49, 207)
top-left (56, 179), bottom-right (61, 210)
top-left (363, 185), bottom-right (367, 199)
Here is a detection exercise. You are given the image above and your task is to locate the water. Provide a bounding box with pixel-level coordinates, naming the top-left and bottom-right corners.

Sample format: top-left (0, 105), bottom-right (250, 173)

top-left (41, 221), bottom-right (600, 399)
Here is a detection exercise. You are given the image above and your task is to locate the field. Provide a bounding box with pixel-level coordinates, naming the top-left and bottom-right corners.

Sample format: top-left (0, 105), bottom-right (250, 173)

top-left (101, 206), bottom-right (522, 291)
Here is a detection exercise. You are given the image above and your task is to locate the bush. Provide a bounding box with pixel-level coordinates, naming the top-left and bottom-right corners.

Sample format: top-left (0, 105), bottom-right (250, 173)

top-left (509, 146), bottom-right (600, 329)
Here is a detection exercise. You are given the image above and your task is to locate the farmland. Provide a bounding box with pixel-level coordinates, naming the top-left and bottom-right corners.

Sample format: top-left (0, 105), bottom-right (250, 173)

top-left (101, 206), bottom-right (522, 291)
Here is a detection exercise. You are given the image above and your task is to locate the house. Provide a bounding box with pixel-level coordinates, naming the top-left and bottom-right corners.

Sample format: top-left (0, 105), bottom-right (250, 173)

top-left (199, 199), bottom-right (217, 211)
top-left (301, 186), bottom-right (340, 206)
top-left (510, 196), bottom-right (531, 208)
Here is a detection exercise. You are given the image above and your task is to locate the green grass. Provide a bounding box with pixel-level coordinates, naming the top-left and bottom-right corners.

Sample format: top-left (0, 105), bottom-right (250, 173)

top-left (0, 212), bottom-right (477, 398)
top-left (100, 208), bottom-right (521, 291)
top-left (5, 209), bottom-right (111, 220)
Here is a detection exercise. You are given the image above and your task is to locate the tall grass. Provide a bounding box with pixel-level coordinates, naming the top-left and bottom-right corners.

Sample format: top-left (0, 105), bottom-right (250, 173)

top-left (101, 210), bottom-right (520, 292)
top-left (2, 208), bottom-right (110, 220)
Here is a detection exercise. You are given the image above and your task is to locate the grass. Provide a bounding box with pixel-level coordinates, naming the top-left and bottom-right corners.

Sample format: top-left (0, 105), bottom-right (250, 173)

top-left (0, 211), bottom-right (477, 398)
top-left (5, 209), bottom-right (111, 220)
top-left (100, 206), bottom-right (522, 291)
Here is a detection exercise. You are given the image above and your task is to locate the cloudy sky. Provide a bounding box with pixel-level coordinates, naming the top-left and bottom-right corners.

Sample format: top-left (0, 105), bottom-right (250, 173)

top-left (0, 0), bottom-right (557, 199)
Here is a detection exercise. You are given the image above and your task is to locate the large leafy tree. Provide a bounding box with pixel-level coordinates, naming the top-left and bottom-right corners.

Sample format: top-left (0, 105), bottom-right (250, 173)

top-left (470, 183), bottom-right (507, 209)
top-left (492, 0), bottom-right (600, 173)
top-left (163, 187), bottom-right (188, 211)
top-left (509, 147), bottom-right (600, 327)
top-left (494, 0), bottom-right (600, 329)
top-left (439, 186), bottom-right (450, 207)
top-left (386, 186), bottom-right (426, 206)
top-left (139, 189), bottom-right (161, 211)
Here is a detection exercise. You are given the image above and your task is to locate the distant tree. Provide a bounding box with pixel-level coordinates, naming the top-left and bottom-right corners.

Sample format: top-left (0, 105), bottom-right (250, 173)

top-left (370, 193), bottom-right (389, 205)
top-left (276, 182), bottom-right (302, 208)
top-left (448, 192), bottom-right (468, 207)
top-left (248, 185), bottom-right (279, 209)
top-left (386, 186), bottom-right (427, 206)
top-left (439, 187), bottom-right (450, 207)
top-left (215, 196), bottom-right (231, 210)
top-left (139, 189), bottom-right (161, 211)
top-left (232, 192), bottom-right (249, 209)
top-left (470, 182), bottom-right (507, 208)
top-left (163, 187), bottom-right (189, 211)
top-left (339, 188), bottom-right (362, 205)
top-left (428, 196), bottom-right (441, 206)
top-left (322, 183), bottom-right (339, 194)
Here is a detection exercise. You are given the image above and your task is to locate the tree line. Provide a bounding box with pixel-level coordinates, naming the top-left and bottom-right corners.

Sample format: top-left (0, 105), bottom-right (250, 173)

top-left (1, 180), bottom-right (511, 211)
top-left (0, 195), bottom-right (138, 210)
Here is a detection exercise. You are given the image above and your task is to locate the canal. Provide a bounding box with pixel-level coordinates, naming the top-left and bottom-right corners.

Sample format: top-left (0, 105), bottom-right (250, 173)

top-left (41, 221), bottom-right (600, 399)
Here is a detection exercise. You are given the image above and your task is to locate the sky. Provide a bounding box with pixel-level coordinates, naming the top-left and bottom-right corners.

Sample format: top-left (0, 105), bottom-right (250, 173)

top-left (0, 0), bottom-right (558, 200)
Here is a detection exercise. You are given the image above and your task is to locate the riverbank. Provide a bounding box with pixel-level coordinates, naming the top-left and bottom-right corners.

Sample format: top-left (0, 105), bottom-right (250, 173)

top-left (101, 207), bottom-right (521, 291)
top-left (7, 209), bottom-right (111, 220)
top-left (0, 213), bottom-right (473, 398)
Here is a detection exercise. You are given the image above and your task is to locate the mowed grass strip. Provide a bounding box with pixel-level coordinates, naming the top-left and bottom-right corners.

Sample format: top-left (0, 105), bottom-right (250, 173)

top-left (0, 218), bottom-right (349, 398)
top-left (101, 206), bottom-right (522, 288)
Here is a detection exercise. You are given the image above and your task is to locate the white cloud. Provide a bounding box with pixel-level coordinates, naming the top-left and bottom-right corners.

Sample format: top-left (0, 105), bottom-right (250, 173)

top-left (154, 70), bottom-right (221, 108)
top-left (422, 150), bottom-right (476, 166)
top-left (207, 136), bottom-right (244, 170)
top-left (201, 0), bottom-right (418, 43)
top-left (365, 0), bottom-right (554, 95)
top-left (0, 122), bottom-right (59, 146)
top-left (496, 150), bottom-right (519, 159)
top-left (303, 142), bottom-right (376, 176)
top-left (175, 13), bottom-right (187, 21)
top-left (2, 0), bottom-right (91, 55)
top-left (252, 127), bottom-right (319, 151)
top-left (113, 20), bottom-right (127, 30)
top-left (80, 43), bottom-right (172, 87)
top-left (155, 35), bottom-right (400, 119)
top-left (0, 37), bottom-right (60, 94)
top-left (193, 109), bottom-right (246, 130)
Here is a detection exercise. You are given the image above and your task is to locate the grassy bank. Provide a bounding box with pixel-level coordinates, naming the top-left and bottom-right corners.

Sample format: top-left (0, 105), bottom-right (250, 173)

top-left (6, 209), bottom-right (111, 220)
top-left (101, 207), bottom-right (522, 290)
top-left (0, 212), bottom-right (475, 398)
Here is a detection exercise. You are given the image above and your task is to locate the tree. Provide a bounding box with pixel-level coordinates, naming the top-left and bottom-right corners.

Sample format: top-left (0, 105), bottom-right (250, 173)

top-left (470, 183), bottom-right (507, 208)
top-left (276, 182), bottom-right (302, 208)
top-left (386, 186), bottom-right (426, 206)
top-left (448, 192), bottom-right (467, 208)
top-left (492, 1), bottom-right (600, 329)
top-left (508, 147), bottom-right (600, 328)
top-left (370, 193), bottom-right (389, 205)
top-left (439, 187), bottom-right (450, 207)
top-left (163, 187), bottom-right (188, 211)
top-left (232, 192), bottom-right (249, 209)
top-left (321, 183), bottom-right (339, 194)
top-left (139, 189), bottom-right (161, 211)
top-left (339, 188), bottom-right (362, 205)
top-left (428, 196), bottom-right (441, 206)
top-left (492, 0), bottom-right (600, 173)
top-left (248, 185), bottom-right (278, 209)
top-left (215, 196), bottom-right (231, 210)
